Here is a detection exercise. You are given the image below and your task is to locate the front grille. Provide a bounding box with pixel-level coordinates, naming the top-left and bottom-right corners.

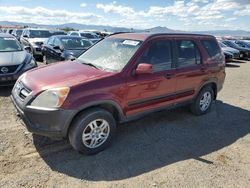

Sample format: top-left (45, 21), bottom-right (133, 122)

top-left (0, 65), bottom-right (19, 74)
top-left (35, 42), bottom-right (43, 46)
top-left (14, 81), bottom-right (32, 101)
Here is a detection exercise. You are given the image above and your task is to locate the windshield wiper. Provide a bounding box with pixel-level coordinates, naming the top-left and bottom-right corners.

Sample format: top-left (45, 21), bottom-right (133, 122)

top-left (82, 62), bottom-right (100, 69)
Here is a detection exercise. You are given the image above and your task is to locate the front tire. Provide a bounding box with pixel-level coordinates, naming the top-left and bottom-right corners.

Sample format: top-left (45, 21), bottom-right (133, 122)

top-left (191, 86), bottom-right (214, 115)
top-left (69, 108), bottom-right (116, 155)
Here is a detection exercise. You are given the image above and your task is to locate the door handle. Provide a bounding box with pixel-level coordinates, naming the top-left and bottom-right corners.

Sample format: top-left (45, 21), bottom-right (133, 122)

top-left (200, 67), bottom-right (206, 72)
top-left (165, 73), bottom-right (174, 79)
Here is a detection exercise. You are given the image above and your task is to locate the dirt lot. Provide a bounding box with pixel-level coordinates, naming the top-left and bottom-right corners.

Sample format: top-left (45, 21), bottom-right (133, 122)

top-left (0, 60), bottom-right (250, 188)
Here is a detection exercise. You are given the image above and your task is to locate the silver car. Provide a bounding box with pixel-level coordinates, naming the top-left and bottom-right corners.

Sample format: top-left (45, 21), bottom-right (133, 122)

top-left (0, 33), bottom-right (37, 86)
top-left (20, 28), bottom-right (52, 59)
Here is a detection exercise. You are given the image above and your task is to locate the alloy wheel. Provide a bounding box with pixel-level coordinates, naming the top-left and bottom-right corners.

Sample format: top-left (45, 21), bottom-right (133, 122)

top-left (82, 119), bottom-right (110, 149)
top-left (199, 91), bottom-right (212, 112)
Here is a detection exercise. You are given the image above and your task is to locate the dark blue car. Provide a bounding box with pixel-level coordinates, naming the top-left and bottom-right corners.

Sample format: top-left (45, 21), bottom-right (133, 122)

top-left (235, 40), bottom-right (250, 49)
top-left (42, 35), bottom-right (93, 64)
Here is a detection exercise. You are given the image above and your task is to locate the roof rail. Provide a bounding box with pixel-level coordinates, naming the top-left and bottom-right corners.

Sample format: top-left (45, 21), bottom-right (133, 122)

top-left (108, 31), bottom-right (133, 36)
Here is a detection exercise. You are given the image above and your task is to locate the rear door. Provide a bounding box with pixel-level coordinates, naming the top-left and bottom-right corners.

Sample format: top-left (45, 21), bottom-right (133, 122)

top-left (174, 38), bottom-right (209, 103)
top-left (125, 37), bottom-right (177, 116)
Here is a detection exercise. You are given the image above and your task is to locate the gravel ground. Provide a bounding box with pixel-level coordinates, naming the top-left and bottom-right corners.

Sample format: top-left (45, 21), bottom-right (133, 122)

top-left (0, 60), bottom-right (250, 188)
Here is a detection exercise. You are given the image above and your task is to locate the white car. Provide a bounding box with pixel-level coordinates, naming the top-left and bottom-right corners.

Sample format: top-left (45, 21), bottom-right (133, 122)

top-left (20, 29), bottom-right (52, 58)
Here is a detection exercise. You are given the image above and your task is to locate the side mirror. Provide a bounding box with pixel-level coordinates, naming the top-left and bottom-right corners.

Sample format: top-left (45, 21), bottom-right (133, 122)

top-left (24, 46), bottom-right (31, 53)
top-left (23, 35), bottom-right (28, 38)
top-left (136, 63), bottom-right (153, 75)
top-left (53, 45), bottom-right (64, 51)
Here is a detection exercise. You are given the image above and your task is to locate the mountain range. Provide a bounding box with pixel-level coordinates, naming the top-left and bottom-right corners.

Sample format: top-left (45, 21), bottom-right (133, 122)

top-left (0, 21), bottom-right (250, 36)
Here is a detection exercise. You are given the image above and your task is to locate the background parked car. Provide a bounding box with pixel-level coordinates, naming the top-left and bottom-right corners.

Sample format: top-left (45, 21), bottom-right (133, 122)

top-left (235, 40), bottom-right (250, 49)
top-left (82, 30), bottom-right (110, 38)
top-left (218, 41), bottom-right (240, 60)
top-left (20, 28), bottom-right (52, 60)
top-left (222, 40), bottom-right (250, 59)
top-left (0, 33), bottom-right (37, 86)
top-left (11, 29), bottom-right (23, 41)
top-left (50, 30), bottom-right (67, 36)
top-left (42, 35), bottom-right (93, 64)
top-left (68, 31), bottom-right (100, 43)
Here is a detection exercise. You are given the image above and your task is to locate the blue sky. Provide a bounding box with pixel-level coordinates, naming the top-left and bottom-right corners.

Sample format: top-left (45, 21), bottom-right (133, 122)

top-left (0, 0), bottom-right (249, 31)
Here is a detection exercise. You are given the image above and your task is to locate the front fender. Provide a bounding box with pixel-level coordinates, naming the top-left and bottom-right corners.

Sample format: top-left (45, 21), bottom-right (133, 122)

top-left (61, 98), bottom-right (126, 137)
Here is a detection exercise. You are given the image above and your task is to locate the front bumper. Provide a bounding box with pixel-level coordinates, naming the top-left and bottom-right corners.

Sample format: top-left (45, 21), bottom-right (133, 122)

top-left (0, 75), bottom-right (19, 86)
top-left (232, 52), bottom-right (240, 59)
top-left (11, 93), bottom-right (76, 139)
top-left (239, 51), bottom-right (250, 59)
top-left (225, 54), bottom-right (233, 62)
top-left (0, 67), bottom-right (37, 86)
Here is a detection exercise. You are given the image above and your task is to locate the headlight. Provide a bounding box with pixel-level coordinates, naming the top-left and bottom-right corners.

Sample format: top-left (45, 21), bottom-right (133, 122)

top-left (30, 87), bottom-right (70, 109)
top-left (23, 58), bottom-right (37, 71)
top-left (31, 42), bottom-right (38, 46)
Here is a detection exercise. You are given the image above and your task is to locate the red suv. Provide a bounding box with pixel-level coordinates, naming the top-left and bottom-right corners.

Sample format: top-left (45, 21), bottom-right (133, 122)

top-left (11, 33), bottom-right (226, 155)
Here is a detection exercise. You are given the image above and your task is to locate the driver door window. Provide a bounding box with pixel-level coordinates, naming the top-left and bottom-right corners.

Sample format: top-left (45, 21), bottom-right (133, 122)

top-left (139, 40), bottom-right (173, 72)
top-left (54, 38), bottom-right (61, 47)
top-left (48, 37), bottom-right (55, 46)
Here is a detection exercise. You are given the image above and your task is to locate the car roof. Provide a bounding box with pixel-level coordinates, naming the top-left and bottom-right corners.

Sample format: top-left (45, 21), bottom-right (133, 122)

top-left (24, 28), bottom-right (50, 31)
top-left (54, 35), bottom-right (82, 38)
top-left (109, 33), bottom-right (215, 41)
top-left (0, 33), bottom-right (15, 38)
top-left (224, 40), bottom-right (235, 43)
top-left (50, 30), bottom-right (65, 33)
top-left (79, 31), bottom-right (95, 33)
top-left (239, 40), bottom-right (250, 43)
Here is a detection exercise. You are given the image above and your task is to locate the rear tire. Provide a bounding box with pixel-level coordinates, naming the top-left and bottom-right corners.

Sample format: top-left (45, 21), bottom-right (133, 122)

top-left (191, 86), bottom-right (214, 115)
top-left (69, 108), bottom-right (116, 155)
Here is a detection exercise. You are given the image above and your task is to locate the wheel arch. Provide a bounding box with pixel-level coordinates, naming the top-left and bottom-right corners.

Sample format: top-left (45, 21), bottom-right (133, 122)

top-left (63, 100), bottom-right (125, 137)
top-left (198, 81), bottom-right (218, 100)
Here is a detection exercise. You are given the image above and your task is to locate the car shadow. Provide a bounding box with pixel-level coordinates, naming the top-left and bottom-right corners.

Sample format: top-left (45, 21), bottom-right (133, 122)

top-left (231, 59), bottom-right (247, 63)
top-left (226, 63), bottom-right (240, 68)
top-left (0, 86), bottom-right (13, 97)
top-left (33, 101), bottom-right (250, 181)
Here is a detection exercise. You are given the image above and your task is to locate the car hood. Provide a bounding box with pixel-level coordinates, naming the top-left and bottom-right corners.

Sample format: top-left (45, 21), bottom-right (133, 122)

top-left (0, 51), bottom-right (27, 66)
top-left (20, 60), bottom-right (115, 94)
top-left (28, 38), bottom-right (47, 44)
top-left (224, 51), bottom-right (233, 55)
top-left (65, 49), bottom-right (87, 58)
top-left (229, 45), bottom-right (250, 52)
top-left (222, 47), bottom-right (239, 53)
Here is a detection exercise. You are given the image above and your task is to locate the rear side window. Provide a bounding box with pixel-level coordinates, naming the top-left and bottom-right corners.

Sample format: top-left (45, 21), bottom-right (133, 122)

top-left (139, 40), bottom-right (172, 72)
top-left (176, 40), bottom-right (201, 67)
top-left (202, 39), bottom-right (221, 58)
